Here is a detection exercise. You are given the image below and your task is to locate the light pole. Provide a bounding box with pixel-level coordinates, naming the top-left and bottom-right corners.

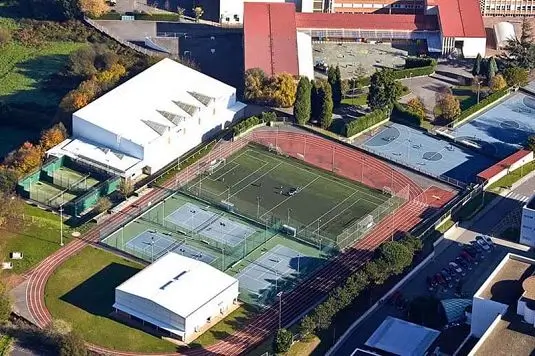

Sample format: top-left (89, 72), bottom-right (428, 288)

top-left (59, 205), bottom-right (64, 247)
top-left (297, 254), bottom-right (301, 273)
top-left (151, 235), bottom-right (155, 262)
top-left (277, 291), bottom-right (283, 330)
top-left (287, 208), bottom-right (291, 225)
top-left (257, 196), bottom-right (261, 217)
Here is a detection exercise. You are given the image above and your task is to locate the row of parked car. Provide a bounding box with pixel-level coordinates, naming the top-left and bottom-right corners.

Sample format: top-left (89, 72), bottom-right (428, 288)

top-left (427, 235), bottom-right (494, 291)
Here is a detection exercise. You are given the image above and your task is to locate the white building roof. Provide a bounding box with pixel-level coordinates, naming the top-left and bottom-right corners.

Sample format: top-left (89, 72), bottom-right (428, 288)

top-left (365, 316), bottom-right (440, 356)
top-left (116, 252), bottom-right (238, 319)
top-left (73, 58), bottom-right (238, 147)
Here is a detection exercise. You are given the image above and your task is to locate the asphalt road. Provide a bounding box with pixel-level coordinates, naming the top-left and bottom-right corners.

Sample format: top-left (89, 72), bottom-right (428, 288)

top-left (331, 174), bottom-right (535, 356)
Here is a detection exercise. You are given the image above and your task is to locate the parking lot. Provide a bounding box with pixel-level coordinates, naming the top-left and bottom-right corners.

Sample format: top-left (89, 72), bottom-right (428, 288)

top-left (312, 42), bottom-right (411, 79)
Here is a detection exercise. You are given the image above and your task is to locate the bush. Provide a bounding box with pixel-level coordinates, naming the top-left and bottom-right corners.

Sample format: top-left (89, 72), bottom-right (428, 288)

top-left (405, 57), bottom-right (437, 69)
top-left (393, 102), bottom-right (423, 127)
top-left (134, 13), bottom-right (183, 21)
top-left (59, 332), bottom-right (87, 356)
top-left (344, 108), bottom-right (390, 137)
top-left (273, 328), bottom-right (293, 353)
top-left (94, 197), bottom-right (111, 213)
top-left (391, 66), bottom-right (435, 80)
top-left (92, 11), bottom-right (122, 20)
top-left (454, 88), bottom-right (508, 125)
top-left (233, 112), bottom-right (276, 136)
top-left (0, 28), bottom-right (12, 47)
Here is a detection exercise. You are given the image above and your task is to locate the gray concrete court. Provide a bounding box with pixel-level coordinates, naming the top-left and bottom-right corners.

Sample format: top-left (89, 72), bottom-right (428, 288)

top-left (236, 245), bottom-right (309, 297)
top-left (166, 202), bottom-right (255, 247)
top-left (313, 42), bottom-right (409, 79)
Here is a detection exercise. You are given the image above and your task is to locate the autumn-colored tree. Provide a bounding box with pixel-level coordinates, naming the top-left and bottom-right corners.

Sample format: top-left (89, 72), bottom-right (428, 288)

top-left (267, 73), bottom-right (297, 108)
top-left (79, 0), bottom-right (108, 18)
top-left (193, 6), bottom-right (204, 22)
top-left (8, 142), bottom-right (43, 175)
top-left (503, 67), bottom-right (529, 87)
top-left (406, 97), bottom-right (426, 120)
top-left (94, 63), bottom-right (126, 84)
top-left (489, 74), bottom-right (507, 92)
top-left (40, 124), bottom-right (67, 151)
top-left (435, 92), bottom-right (461, 122)
top-left (244, 68), bottom-right (267, 103)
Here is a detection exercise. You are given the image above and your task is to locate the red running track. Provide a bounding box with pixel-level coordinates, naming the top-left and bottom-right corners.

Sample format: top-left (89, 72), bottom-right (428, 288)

top-left (24, 129), bottom-right (455, 355)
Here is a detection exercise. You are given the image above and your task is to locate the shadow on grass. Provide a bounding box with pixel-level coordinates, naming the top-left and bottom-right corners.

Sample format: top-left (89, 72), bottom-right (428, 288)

top-left (60, 263), bottom-right (140, 316)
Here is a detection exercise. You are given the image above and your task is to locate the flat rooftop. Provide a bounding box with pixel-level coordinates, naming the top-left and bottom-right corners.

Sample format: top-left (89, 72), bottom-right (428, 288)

top-left (479, 258), bottom-right (535, 303)
top-left (473, 309), bottom-right (535, 356)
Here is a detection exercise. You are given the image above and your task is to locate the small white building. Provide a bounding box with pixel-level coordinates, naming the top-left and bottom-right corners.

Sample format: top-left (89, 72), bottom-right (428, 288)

top-left (520, 195), bottom-right (535, 247)
top-left (48, 58), bottom-right (246, 179)
top-left (220, 0), bottom-right (313, 25)
top-left (114, 252), bottom-right (239, 342)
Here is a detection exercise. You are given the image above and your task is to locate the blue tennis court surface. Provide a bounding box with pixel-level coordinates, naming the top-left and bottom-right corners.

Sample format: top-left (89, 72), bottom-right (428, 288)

top-left (451, 92), bottom-right (535, 159)
top-left (236, 245), bottom-right (312, 298)
top-left (165, 202), bottom-right (255, 247)
top-left (361, 123), bottom-right (495, 184)
top-left (125, 230), bottom-right (216, 264)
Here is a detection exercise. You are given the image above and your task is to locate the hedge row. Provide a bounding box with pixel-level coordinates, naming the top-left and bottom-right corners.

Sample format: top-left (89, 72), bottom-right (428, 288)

top-left (405, 57), bottom-right (437, 69)
top-left (391, 66), bottom-right (435, 80)
top-left (233, 112), bottom-right (276, 136)
top-left (453, 88), bottom-right (509, 125)
top-left (393, 102), bottom-right (423, 127)
top-left (344, 108), bottom-right (390, 137)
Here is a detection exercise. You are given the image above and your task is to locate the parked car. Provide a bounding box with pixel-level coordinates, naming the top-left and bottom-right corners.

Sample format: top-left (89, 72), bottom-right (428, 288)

top-left (461, 250), bottom-right (478, 265)
top-left (449, 262), bottom-right (465, 276)
top-left (475, 238), bottom-right (491, 252)
top-left (427, 276), bottom-right (436, 290)
top-left (441, 269), bottom-right (452, 282)
top-left (464, 245), bottom-right (478, 257)
top-left (479, 235), bottom-right (494, 246)
top-left (470, 241), bottom-right (484, 253)
top-left (435, 273), bottom-right (446, 285)
top-left (456, 256), bottom-right (472, 270)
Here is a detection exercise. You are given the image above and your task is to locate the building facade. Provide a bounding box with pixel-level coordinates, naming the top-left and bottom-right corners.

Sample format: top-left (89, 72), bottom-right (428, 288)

top-left (481, 0), bottom-right (535, 16)
top-left (520, 195), bottom-right (535, 247)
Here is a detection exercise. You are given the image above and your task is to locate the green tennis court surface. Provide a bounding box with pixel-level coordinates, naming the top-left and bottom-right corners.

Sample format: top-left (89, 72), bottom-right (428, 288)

top-left (185, 144), bottom-right (396, 246)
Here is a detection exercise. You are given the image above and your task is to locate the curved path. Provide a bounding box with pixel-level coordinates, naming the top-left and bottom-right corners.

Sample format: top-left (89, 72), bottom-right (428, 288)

top-left (24, 128), bottom-right (454, 355)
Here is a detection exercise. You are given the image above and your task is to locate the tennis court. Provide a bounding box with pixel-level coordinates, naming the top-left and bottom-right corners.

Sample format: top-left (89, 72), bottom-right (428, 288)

top-left (125, 230), bottom-right (216, 264)
top-left (52, 166), bottom-right (100, 192)
top-left (165, 202), bottom-right (255, 247)
top-left (185, 144), bottom-right (394, 246)
top-left (235, 244), bottom-right (316, 305)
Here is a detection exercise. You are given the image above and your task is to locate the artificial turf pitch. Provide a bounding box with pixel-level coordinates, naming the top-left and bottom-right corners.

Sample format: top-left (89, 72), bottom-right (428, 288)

top-left (187, 144), bottom-right (391, 241)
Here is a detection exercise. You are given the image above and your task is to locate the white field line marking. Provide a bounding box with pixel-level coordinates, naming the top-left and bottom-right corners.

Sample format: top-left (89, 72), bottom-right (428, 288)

top-left (303, 190), bottom-right (359, 230)
top-left (260, 176), bottom-right (320, 219)
top-left (228, 162), bottom-right (282, 199)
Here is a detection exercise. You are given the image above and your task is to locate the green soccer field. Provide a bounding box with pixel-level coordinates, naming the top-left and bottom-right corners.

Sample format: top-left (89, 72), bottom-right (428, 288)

top-left (186, 145), bottom-right (393, 243)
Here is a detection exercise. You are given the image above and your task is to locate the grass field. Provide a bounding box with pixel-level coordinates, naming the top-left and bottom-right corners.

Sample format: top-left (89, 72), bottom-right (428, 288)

top-left (187, 144), bottom-right (391, 241)
top-left (0, 41), bottom-right (85, 107)
top-left (0, 204), bottom-right (70, 275)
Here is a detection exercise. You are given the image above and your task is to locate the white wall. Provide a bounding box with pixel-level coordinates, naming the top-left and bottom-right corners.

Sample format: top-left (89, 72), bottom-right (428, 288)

top-left (220, 0), bottom-right (290, 24)
top-left (520, 201), bottom-right (535, 247)
top-left (459, 37), bottom-right (487, 58)
top-left (297, 32), bottom-right (315, 80)
top-left (185, 281), bottom-right (239, 337)
top-left (470, 297), bottom-right (508, 337)
top-left (73, 115), bottom-right (144, 160)
top-left (301, 0), bottom-right (314, 12)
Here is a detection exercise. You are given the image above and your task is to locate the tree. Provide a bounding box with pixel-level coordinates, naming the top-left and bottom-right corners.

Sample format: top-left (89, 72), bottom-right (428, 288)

top-left (367, 70), bottom-right (402, 111)
top-left (177, 6), bottom-right (185, 19)
top-left (472, 53), bottom-right (482, 76)
top-left (94, 197), bottom-right (112, 214)
top-left (67, 47), bottom-right (97, 78)
top-left (40, 124), bottom-right (67, 151)
top-left (319, 81), bottom-right (333, 129)
top-left (328, 66), bottom-right (342, 107)
top-left (0, 193), bottom-right (24, 229)
top-left (299, 315), bottom-right (316, 339)
top-left (0, 167), bottom-right (18, 193)
top-left (78, 0), bottom-right (108, 18)
top-left (7, 142), bottom-right (43, 175)
top-left (435, 92), bottom-right (460, 122)
top-left (520, 17), bottom-right (534, 46)
top-left (490, 74), bottom-right (507, 92)
top-left (0, 282), bottom-right (11, 324)
top-left (59, 332), bottom-right (87, 356)
top-left (527, 135), bottom-right (535, 152)
top-left (193, 6), bottom-right (204, 22)
top-left (401, 233), bottom-right (423, 254)
top-left (487, 57), bottom-right (498, 81)
top-left (294, 77), bottom-right (312, 125)
top-left (95, 63), bottom-right (126, 86)
top-left (268, 73), bottom-right (297, 107)
top-left (244, 68), bottom-right (267, 103)
top-left (50, 319), bottom-right (72, 336)
top-left (500, 19), bottom-right (535, 69)
top-left (119, 179), bottom-right (134, 199)
top-left (0, 28), bottom-right (11, 47)
top-left (94, 51), bottom-right (119, 71)
top-left (364, 260), bottom-right (388, 285)
top-left (378, 241), bottom-right (413, 274)
top-left (273, 328), bottom-right (293, 353)
top-left (406, 97), bottom-right (426, 120)
top-left (503, 67), bottom-right (529, 87)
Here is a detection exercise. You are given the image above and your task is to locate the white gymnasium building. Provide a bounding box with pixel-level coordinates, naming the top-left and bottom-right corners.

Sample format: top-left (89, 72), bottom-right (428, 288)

top-left (48, 58), bottom-right (246, 180)
top-left (114, 252), bottom-right (239, 342)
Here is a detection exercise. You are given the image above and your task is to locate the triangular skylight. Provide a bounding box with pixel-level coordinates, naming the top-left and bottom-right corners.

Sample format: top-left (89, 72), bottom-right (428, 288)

top-left (187, 91), bottom-right (214, 106)
top-left (142, 120), bottom-right (170, 136)
top-left (173, 101), bottom-right (200, 117)
top-left (157, 110), bottom-right (186, 125)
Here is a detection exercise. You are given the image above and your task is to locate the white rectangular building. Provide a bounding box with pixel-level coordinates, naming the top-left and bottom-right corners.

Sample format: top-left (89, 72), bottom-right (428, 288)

top-left (48, 58), bottom-right (246, 179)
top-left (520, 195), bottom-right (535, 247)
top-left (114, 252), bottom-right (239, 342)
top-left (220, 0), bottom-right (314, 25)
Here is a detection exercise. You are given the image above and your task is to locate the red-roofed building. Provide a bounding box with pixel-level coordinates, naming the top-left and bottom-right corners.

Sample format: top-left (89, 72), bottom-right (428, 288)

top-left (243, 3), bottom-right (301, 77)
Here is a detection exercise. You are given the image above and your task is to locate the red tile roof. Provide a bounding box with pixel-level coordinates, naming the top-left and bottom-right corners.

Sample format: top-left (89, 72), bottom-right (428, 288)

top-left (477, 150), bottom-right (532, 181)
top-left (433, 0), bottom-right (485, 38)
top-left (243, 2), bottom-right (299, 77)
top-left (295, 13), bottom-right (438, 32)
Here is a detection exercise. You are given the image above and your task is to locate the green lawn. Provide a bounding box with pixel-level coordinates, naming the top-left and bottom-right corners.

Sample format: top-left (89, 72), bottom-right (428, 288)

top-left (0, 204), bottom-right (71, 274)
top-left (0, 41), bottom-right (86, 107)
top-left (45, 246), bottom-right (177, 353)
top-left (341, 94), bottom-right (367, 106)
top-left (487, 160), bottom-right (535, 193)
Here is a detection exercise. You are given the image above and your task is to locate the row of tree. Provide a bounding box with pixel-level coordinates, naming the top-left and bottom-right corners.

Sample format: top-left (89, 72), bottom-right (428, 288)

top-left (297, 235), bottom-right (422, 339)
top-left (294, 77), bottom-right (334, 129)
